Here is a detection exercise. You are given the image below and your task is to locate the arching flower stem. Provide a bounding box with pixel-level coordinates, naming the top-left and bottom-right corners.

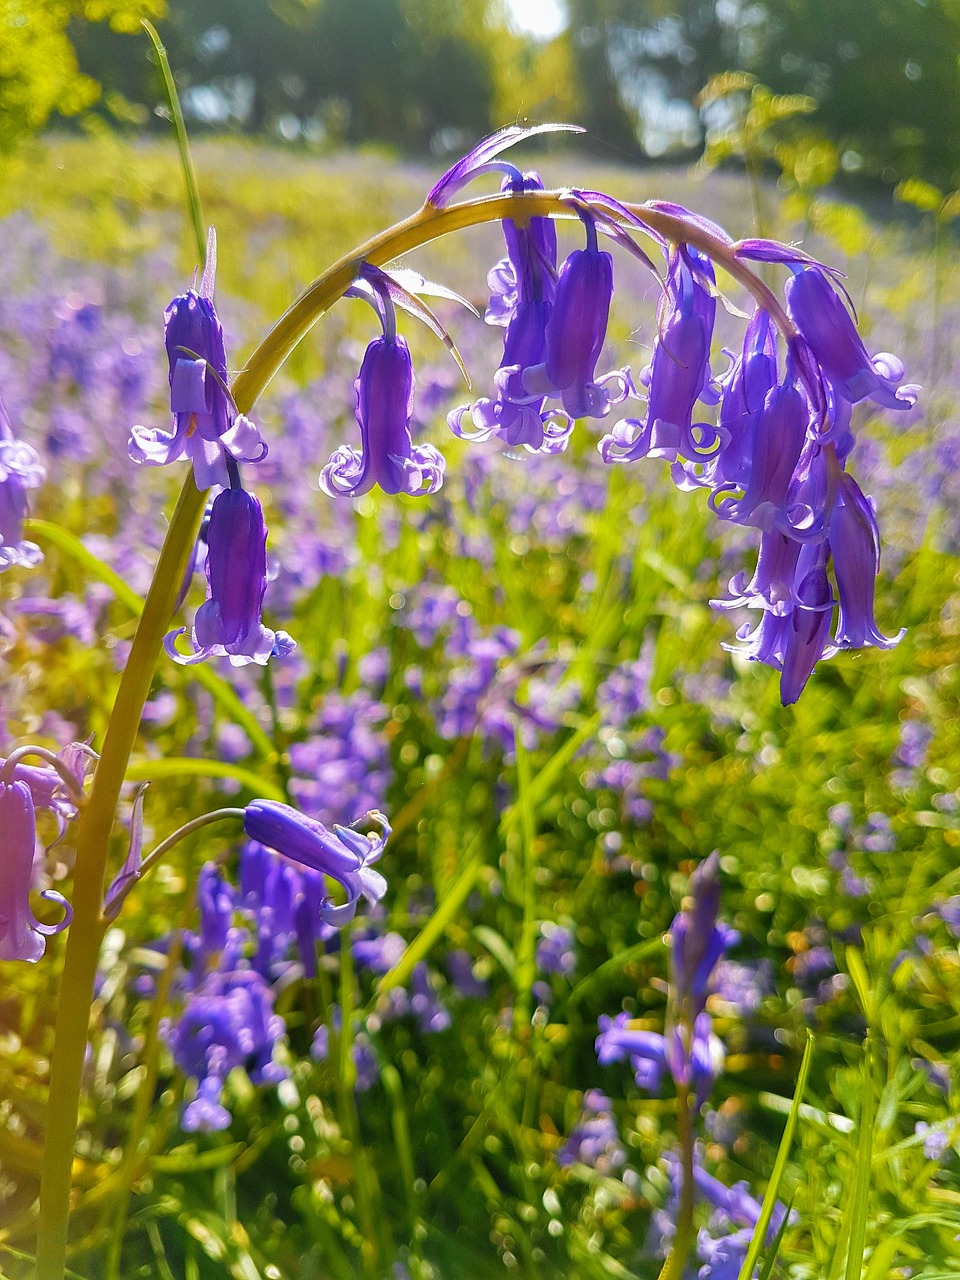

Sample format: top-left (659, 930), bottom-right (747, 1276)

top-left (37, 184), bottom-right (804, 1280)
top-left (102, 806), bottom-right (246, 921)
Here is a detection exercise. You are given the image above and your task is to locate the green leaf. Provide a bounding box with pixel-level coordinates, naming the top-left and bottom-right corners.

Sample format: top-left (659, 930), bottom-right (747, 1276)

top-left (737, 1031), bottom-right (814, 1280)
top-left (142, 20), bottom-right (207, 264)
top-left (125, 757), bottom-right (286, 801)
top-left (894, 178), bottom-right (943, 213)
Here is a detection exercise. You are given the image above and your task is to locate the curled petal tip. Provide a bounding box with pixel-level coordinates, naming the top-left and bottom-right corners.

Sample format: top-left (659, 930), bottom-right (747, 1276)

top-left (427, 123), bottom-right (584, 207)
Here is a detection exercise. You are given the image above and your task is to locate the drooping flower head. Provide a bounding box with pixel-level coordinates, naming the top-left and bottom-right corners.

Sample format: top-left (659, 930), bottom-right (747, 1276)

top-left (243, 801), bottom-right (389, 926)
top-left (601, 242), bottom-right (720, 467)
top-left (0, 779), bottom-right (72, 963)
top-left (165, 485), bottom-right (294, 667)
top-left (448, 171), bottom-right (574, 454)
top-left (321, 267), bottom-right (446, 497)
top-left (523, 208), bottom-right (623, 420)
top-left (129, 229), bottom-right (267, 489)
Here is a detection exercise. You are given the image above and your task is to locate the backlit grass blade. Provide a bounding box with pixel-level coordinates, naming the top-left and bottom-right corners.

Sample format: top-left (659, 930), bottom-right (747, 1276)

top-left (737, 1030), bottom-right (814, 1280)
top-left (125, 757), bottom-right (286, 802)
top-left (843, 1036), bottom-right (876, 1280)
top-left (142, 19), bottom-right (206, 265)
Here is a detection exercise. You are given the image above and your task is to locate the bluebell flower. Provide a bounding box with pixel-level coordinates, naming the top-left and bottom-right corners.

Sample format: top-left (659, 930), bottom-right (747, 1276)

top-left (129, 242), bottom-right (266, 489)
top-left (243, 801), bottom-right (389, 926)
top-left (597, 852), bottom-right (732, 1108)
top-left (321, 332), bottom-right (445, 497)
top-left (449, 172), bottom-right (574, 453)
top-left (0, 779), bottom-right (73, 963)
top-left (411, 962), bottom-right (451, 1033)
top-left (0, 399), bottom-right (44, 571)
top-left (728, 541), bottom-right (836, 706)
top-left (601, 245), bottom-right (720, 466)
top-left (596, 1011), bottom-right (724, 1109)
top-left (0, 743), bottom-right (89, 838)
top-left (557, 1090), bottom-right (626, 1175)
top-left (784, 266), bottom-right (919, 411)
top-left (165, 486), bottom-right (295, 667)
top-left (709, 308), bottom-right (779, 490)
top-left (353, 929), bottom-right (406, 975)
top-left (164, 968), bottom-right (287, 1132)
top-left (713, 530), bottom-right (804, 616)
top-left (710, 354), bottom-right (810, 535)
top-left (445, 949), bottom-right (489, 999)
top-left (192, 862), bottom-right (238, 968)
top-left (829, 473), bottom-right (905, 650)
top-left (670, 852), bottom-right (737, 1018)
top-left (310, 1006), bottom-right (379, 1092)
top-left (596, 1011), bottom-right (670, 1093)
top-left (522, 212), bottom-right (627, 420)
top-left (536, 922), bottom-right (577, 978)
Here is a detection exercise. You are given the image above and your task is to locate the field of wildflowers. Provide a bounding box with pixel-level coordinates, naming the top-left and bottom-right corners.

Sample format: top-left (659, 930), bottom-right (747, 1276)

top-left (1, 122), bottom-right (959, 1280)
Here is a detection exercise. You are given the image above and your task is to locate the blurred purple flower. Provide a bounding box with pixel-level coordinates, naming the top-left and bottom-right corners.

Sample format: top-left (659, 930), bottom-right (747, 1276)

top-left (558, 1090), bottom-right (626, 1174)
top-left (165, 968), bottom-right (286, 1132)
top-left (0, 398), bottom-right (44, 571)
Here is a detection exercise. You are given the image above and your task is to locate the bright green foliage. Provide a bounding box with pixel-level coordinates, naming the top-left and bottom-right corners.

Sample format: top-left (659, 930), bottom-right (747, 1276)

top-left (0, 0), bottom-right (165, 153)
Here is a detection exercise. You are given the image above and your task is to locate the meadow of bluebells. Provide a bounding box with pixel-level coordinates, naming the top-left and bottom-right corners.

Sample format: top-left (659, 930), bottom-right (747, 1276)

top-left (1, 131), bottom-right (960, 1280)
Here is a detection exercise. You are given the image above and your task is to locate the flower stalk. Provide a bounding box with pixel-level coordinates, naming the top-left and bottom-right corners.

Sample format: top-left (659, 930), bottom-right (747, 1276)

top-left (33, 179), bottom-right (871, 1279)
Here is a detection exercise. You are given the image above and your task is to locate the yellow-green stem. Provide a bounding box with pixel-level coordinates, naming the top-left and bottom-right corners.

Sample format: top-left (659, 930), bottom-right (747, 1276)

top-left (34, 187), bottom-right (793, 1280)
top-left (658, 1083), bottom-right (696, 1280)
top-left (36, 478), bottom-right (205, 1279)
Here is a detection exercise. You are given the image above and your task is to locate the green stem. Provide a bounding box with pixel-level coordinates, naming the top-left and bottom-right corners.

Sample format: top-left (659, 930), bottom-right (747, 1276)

top-left (34, 183), bottom-right (798, 1280)
top-left (36, 478), bottom-right (205, 1280)
top-left (103, 914), bottom-right (188, 1280)
top-left (658, 1083), bottom-right (696, 1280)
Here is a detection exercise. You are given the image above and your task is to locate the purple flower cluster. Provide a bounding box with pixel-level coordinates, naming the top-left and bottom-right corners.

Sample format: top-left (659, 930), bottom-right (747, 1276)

top-left (434, 132), bottom-right (917, 702)
top-left (557, 1090), bottom-right (627, 1175)
top-left (164, 804), bottom-right (389, 1129)
top-left (399, 594), bottom-right (577, 755)
top-left (289, 689), bottom-right (391, 829)
top-left (649, 1150), bottom-right (790, 1278)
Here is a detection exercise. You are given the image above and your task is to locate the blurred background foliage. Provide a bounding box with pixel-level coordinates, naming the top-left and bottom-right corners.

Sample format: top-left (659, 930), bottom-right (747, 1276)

top-left (7, 0), bottom-right (960, 188)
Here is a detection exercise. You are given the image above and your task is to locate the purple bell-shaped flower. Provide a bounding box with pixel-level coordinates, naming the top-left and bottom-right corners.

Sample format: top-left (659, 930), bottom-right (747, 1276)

top-left (129, 232), bottom-right (266, 489)
top-left (523, 212), bottom-right (625, 420)
top-left (785, 266), bottom-right (919, 411)
top-left (165, 486), bottom-right (294, 666)
top-left (321, 329), bottom-right (445, 497)
top-left (830, 473), bottom-right (905, 651)
top-left (243, 801), bottom-right (390, 926)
